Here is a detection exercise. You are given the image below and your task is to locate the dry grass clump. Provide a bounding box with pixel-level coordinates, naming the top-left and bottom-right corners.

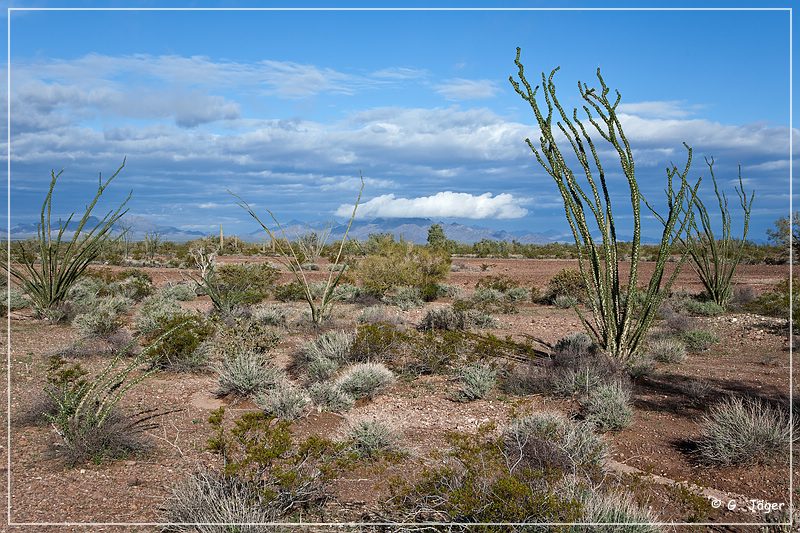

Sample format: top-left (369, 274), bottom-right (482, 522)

top-left (648, 337), bottom-right (687, 363)
top-left (699, 396), bottom-right (791, 465)
top-left (347, 420), bottom-right (398, 458)
top-left (308, 382), bottom-right (355, 412)
top-left (335, 362), bottom-right (395, 400)
top-left (580, 381), bottom-right (633, 432)
top-left (455, 362), bottom-right (497, 402)
top-left (215, 351), bottom-right (286, 398)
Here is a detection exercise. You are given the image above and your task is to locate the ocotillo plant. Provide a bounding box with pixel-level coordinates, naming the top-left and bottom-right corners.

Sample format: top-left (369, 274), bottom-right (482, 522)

top-left (509, 48), bottom-right (699, 361)
top-left (684, 158), bottom-right (754, 307)
top-left (4, 160), bottom-right (130, 317)
top-left (235, 176), bottom-right (364, 326)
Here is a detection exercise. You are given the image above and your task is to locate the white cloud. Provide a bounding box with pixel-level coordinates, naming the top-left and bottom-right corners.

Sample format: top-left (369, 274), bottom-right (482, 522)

top-left (435, 78), bottom-right (498, 100)
top-left (618, 100), bottom-right (703, 119)
top-left (336, 191), bottom-right (529, 219)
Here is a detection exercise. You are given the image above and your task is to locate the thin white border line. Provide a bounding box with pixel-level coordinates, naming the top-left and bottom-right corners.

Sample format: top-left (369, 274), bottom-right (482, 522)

top-left (6, 6), bottom-right (11, 529)
top-left (4, 5), bottom-right (795, 528)
top-left (789, 4), bottom-right (795, 525)
top-left (4, 6), bottom-right (795, 10)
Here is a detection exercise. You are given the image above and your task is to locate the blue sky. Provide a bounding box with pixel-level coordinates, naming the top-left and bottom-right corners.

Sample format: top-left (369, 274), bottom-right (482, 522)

top-left (3, 2), bottom-right (797, 241)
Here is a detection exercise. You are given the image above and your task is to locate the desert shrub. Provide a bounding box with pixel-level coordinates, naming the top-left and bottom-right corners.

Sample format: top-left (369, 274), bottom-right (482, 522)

top-left (162, 469), bottom-right (280, 531)
top-left (419, 306), bottom-right (467, 331)
top-left (504, 412), bottom-right (608, 477)
top-left (730, 285), bottom-right (757, 307)
top-left (145, 314), bottom-right (215, 371)
top-left (66, 277), bottom-right (106, 313)
top-left (746, 276), bottom-right (799, 331)
top-left (681, 329), bottom-right (719, 352)
top-left (659, 303), bottom-right (693, 333)
top-left (356, 241), bottom-right (451, 297)
top-left (579, 488), bottom-right (661, 532)
top-left (546, 268), bottom-right (585, 303)
top-left (2, 287), bottom-right (29, 311)
top-left (108, 270), bottom-right (153, 301)
top-left (348, 420), bottom-right (396, 458)
top-left (552, 367), bottom-right (608, 398)
top-left (255, 382), bottom-right (309, 420)
top-left (308, 382), bottom-right (354, 412)
top-left (332, 282), bottom-right (360, 302)
top-left (307, 356), bottom-right (338, 382)
top-left (455, 362), bottom-right (497, 402)
top-left (350, 323), bottom-right (410, 365)
top-left (335, 362), bottom-right (395, 400)
top-left (475, 274), bottom-right (518, 293)
top-left (699, 396), bottom-right (791, 465)
top-left (553, 294), bottom-right (578, 309)
top-left (161, 282), bottom-right (197, 302)
top-left (554, 332), bottom-right (594, 357)
top-left (625, 354), bottom-right (656, 380)
top-left (215, 351), bottom-right (285, 398)
top-left (135, 293), bottom-right (182, 336)
top-left (436, 283), bottom-right (465, 299)
top-left (465, 309), bottom-right (498, 329)
top-left (389, 424), bottom-right (591, 524)
top-left (198, 410), bottom-right (334, 523)
top-left (505, 286), bottom-right (531, 302)
top-left (580, 382), bottom-right (633, 432)
top-left (383, 285), bottom-right (423, 310)
top-left (357, 305), bottom-right (402, 325)
top-left (684, 299), bottom-right (725, 317)
top-left (213, 317), bottom-right (281, 356)
top-left (274, 281), bottom-right (307, 302)
top-left (471, 287), bottom-right (505, 305)
top-left (72, 296), bottom-right (131, 337)
top-left (208, 263), bottom-right (278, 310)
top-left (251, 304), bottom-right (289, 327)
top-left (648, 337), bottom-right (687, 363)
top-left (302, 330), bottom-right (355, 365)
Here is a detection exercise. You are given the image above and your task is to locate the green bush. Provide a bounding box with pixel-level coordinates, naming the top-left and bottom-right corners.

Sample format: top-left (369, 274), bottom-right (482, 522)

top-left (580, 382), bottom-right (633, 432)
top-left (356, 241), bottom-right (451, 297)
top-left (335, 362), bottom-right (395, 400)
top-left (350, 323), bottom-right (410, 365)
top-left (546, 268), bottom-right (585, 303)
top-left (455, 362), bottom-right (497, 402)
top-left (680, 329), bottom-right (719, 352)
top-left (145, 314), bottom-right (215, 371)
top-left (214, 262), bottom-right (278, 306)
top-left (699, 397), bottom-right (791, 465)
top-left (684, 299), bottom-right (725, 317)
top-left (648, 337), bottom-right (688, 363)
top-left (348, 420), bottom-right (397, 458)
top-left (746, 276), bottom-right (799, 331)
top-left (274, 281), bottom-right (307, 302)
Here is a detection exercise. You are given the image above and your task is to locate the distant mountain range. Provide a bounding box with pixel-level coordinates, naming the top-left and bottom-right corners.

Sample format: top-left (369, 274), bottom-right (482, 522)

top-left (5, 216), bottom-right (571, 244)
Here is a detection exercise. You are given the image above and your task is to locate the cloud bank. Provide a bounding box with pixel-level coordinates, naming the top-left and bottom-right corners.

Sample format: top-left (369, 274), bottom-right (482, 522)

top-left (336, 191), bottom-right (529, 219)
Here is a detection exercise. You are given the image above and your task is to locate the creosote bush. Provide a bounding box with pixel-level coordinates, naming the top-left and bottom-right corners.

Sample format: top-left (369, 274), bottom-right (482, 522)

top-left (699, 396), bottom-right (791, 465)
top-left (545, 268), bottom-right (585, 303)
top-left (72, 296), bottom-right (131, 337)
top-left (145, 314), bottom-right (215, 371)
top-left (355, 239), bottom-right (451, 298)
